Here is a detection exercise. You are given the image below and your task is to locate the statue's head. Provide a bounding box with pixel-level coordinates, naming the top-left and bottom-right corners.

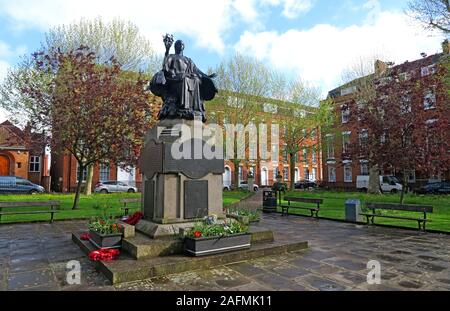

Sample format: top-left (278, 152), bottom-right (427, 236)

top-left (175, 40), bottom-right (185, 54)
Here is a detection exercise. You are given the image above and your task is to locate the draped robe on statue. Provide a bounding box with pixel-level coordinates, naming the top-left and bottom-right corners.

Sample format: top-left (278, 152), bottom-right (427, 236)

top-left (151, 53), bottom-right (217, 123)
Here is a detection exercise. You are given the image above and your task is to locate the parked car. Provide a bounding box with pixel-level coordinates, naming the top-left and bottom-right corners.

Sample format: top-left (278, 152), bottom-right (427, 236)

top-left (239, 181), bottom-right (259, 192)
top-left (356, 175), bottom-right (403, 193)
top-left (294, 180), bottom-right (318, 189)
top-left (0, 176), bottom-right (45, 194)
top-left (414, 181), bottom-right (450, 195)
top-left (94, 181), bottom-right (138, 194)
top-left (223, 184), bottom-right (231, 191)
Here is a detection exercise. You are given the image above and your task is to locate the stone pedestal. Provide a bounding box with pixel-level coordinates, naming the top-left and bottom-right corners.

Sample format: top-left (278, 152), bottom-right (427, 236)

top-left (139, 118), bottom-right (224, 237)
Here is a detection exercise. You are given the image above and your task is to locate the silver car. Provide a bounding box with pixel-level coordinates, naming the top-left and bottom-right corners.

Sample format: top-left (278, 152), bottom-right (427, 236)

top-left (239, 181), bottom-right (259, 192)
top-left (94, 181), bottom-right (138, 194)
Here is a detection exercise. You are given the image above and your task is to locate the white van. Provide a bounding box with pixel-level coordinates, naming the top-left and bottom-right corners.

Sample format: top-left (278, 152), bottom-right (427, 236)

top-left (356, 175), bottom-right (403, 193)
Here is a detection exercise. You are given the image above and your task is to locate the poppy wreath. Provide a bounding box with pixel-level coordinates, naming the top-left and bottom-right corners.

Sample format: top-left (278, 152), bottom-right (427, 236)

top-left (80, 233), bottom-right (91, 241)
top-left (89, 248), bottom-right (120, 261)
top-left (124, 212), bottom-right (144, 225)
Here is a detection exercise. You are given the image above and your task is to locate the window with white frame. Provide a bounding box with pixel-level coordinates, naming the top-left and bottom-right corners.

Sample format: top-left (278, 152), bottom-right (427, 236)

top-left (282, 145), bottom-right (288, 162)
top-left (341, 86), bottom-right (357, 96)
top-left (283, 167), bottom-right (289, 181)
top-left (29, 156), bottom-right (41, 172)
top-left (99, 163), bottom-right (110, 182)
top-left (360, 162), bottom-right (369, 175)
top-left (312, 168), bottom-right (317, 181)
top-left (274, 167), bottom-right (279, 179)
top-left (359, 129), bottom-right (368, 149)
top-left (341, 106), bottom-right (350, 124)
top-left (312, 147), bottom-right (317, 164)
top-left (407, 170), bottom-right (416, 183)
top-left (326, 135), bottom-right (335, 159)
top-left (310, 129), bottom-right (317, 140)
top-left (342, 132), bottom-right (351, 154)
top-left (263, 103), bottom-right (278, 113)
top-left (380, 131), bottom-right (387, 144)
top-left (344, 165), bottom-right (352, 183)
top-left (356, 101), bottom-right (366, 121)
top-left (400, 95), bottom-right (412, 114)
top-left (271, 143), bottom-right (279, 162)
top-left (77, 164), bottom-right (87, 182)
top-left (302, 148), bottom-right (308, 162)
top-left (303, 167), bottom-right (309, 180)
top-left (421, 64), bottom-right (436, 77)
top-left (424, 90), bottom-right (436, 110)
top-left (328, 166), bottom-right (336, 182)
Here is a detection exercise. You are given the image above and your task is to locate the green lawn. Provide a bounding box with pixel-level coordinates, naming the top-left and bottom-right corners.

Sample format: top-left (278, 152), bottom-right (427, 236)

top-left (0, 191), bottom-right (250, 224)
top-left (279, 190), bottom-right (450, 232)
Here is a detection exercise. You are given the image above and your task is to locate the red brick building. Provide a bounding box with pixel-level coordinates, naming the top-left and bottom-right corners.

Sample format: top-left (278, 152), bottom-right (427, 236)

top-left (50, 154), bottom-right (142, 193)
top-left (210, 93), bottom-right (322, 189)
top-left (0, 120), bottom-right (50, 188)
top-left (322, 40), bottom-right (450, 190)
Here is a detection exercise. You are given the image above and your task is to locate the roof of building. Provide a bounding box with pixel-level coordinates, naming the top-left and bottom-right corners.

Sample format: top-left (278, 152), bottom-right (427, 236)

top-left (327, 51), bottom-right (447, 99)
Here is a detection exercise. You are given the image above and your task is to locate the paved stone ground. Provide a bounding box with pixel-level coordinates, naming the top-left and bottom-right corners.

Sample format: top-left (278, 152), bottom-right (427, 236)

top-left (1, 205), bottom-right (450, 291)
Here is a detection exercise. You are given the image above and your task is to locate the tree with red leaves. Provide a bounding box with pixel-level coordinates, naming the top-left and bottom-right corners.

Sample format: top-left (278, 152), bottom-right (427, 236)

top-left (21, 46), bottom-right (159, 209)
top-left (348, 58), bottom-right (449, 203)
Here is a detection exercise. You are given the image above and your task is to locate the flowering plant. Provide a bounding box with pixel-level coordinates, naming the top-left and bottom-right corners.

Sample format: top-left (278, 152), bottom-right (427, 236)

top-left (88, 216), bottom-right (123, 235)
top-left (227, 208), bottom-right (261, 222)
top-left (186, 218), bottom-right (248, 239)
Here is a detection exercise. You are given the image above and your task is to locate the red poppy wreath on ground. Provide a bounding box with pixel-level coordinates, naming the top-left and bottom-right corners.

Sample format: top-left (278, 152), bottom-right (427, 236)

top-left (89, 248), bottom-right (120, 261)
top-left (124, 212), bottom-right (144, 225)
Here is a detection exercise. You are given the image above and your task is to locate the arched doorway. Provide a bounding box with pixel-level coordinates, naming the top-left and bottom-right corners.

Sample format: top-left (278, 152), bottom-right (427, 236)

top-left (0, 154), bottom-right (11, 176)
top-left (223, 166), bottom-right (231, 188)
top-left (295, 168), bottom-right (299, 182)
top-left (261, 167), bottom-right (268, 186)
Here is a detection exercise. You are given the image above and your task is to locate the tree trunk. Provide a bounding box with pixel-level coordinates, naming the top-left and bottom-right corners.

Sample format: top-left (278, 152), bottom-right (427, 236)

top-left (289, 152), bottom-right (296, 190)
top-left (399, 172), bottom-right (407, 205)
top-left (84, 164), bottom-right (94, 195)
top-left (72, 162), bottom-right (84, 210)
top-left (368, 165), bottom-right (381, 194)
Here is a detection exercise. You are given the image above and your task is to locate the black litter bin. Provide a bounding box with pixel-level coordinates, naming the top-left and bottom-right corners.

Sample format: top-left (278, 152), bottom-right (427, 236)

top-left (263, 190), bottom-right (277, 213)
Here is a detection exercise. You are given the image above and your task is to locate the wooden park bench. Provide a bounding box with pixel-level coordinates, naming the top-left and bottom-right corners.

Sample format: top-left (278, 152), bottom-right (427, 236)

top-left (119, 198), bottom-right (141, 216)
top-left (280, 197), bottom-right (323, 218)
top-left (0, 201), bottom-right (60, 223)
top-left (360, 203), bottom-right (433, 231)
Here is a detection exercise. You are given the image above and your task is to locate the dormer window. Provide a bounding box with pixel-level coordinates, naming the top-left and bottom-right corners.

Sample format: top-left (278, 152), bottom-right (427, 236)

top-left (421, 64), bottom-right (436, 77)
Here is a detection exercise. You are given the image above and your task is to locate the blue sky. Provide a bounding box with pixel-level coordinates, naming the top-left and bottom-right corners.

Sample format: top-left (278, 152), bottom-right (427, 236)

top-left (0, 0), bottom-right (447, 121)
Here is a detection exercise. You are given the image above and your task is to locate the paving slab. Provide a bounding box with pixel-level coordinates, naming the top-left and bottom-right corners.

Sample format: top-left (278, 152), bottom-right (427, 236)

top-left (1, 210), bottom-right (449, 291)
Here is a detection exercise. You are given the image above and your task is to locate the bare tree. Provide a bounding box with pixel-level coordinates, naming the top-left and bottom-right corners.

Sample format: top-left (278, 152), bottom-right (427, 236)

top-left (45, 17), bottom-right (157, 71)
top-left (210, 53), bottom-right (271, 188)
top-left (338, 55), bottom-right (392, 194)
top-left (405, 0), bottom-right (450, 33)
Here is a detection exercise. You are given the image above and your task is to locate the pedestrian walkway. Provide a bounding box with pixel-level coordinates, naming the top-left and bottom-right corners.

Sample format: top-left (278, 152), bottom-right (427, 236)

top-left (1, 212), bottom-right (449, 291)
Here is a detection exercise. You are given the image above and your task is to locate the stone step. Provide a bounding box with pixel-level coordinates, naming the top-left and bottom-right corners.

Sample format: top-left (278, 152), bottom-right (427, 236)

top-left (122, 227), bottom-right (275, 260)
top-left (122, 233), bottom-right (183, 260)
top-left (72, 233), bottom-right (308, 284)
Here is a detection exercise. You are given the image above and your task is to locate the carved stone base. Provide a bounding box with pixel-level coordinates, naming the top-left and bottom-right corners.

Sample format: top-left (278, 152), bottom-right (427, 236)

top-left (135, 219), bottom-right (198, 239)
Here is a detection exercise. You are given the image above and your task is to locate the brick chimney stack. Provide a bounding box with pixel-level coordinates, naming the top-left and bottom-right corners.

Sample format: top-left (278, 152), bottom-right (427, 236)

top-left (374, 59), bottom-right (387, 76)
top-left (442, 39), bottom-right (449, 54)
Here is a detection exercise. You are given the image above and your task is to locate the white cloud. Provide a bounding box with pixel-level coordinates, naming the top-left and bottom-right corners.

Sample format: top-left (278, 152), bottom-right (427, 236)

top-left (0, 41), bottom-right (12, 57)
top-left (281, 0), bottom-right (314, 19)
top-left (235, 11), bottom-right (445, 95)
top-left (232, 0), bottom-right (259, 22)
top-left (0, 0), bottom-right (235, 53)
top-left (0, 60), bottom-right (9, 79)
top-left (362, 0), bottom-right (381, 24)
top-left (0, 60), bottom-right (9, 123)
